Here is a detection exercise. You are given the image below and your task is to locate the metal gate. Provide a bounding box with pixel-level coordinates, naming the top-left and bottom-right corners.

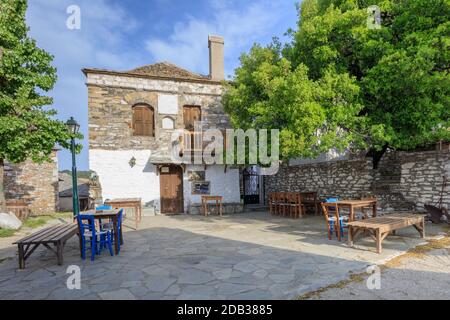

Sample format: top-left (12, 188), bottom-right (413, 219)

top-left (242, 166), bottom-right (260, 204)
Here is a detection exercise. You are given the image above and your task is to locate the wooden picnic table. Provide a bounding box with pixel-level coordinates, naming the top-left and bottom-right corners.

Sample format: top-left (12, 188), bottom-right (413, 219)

top-left (81, 210), bottom-right (123, 255)
top-left (105, 198), bottom-right (142, 230)
top-left (13, 224), bottom-right (78, 269)
top-left (336, 199), bottom-right (377, 221)
top-left (201, 196), bottom-right (223, 216)
top-left (347, 213), bottom-right (426, 253)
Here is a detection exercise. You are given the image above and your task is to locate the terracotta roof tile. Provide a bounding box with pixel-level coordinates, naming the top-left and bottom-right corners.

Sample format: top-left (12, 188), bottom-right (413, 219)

top-left (127, 62), bottom-right (209, 81)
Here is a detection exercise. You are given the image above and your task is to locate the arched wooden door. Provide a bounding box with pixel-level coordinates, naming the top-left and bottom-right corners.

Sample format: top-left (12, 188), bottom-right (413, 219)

top-left (160, 165), bottom-right (184, 214)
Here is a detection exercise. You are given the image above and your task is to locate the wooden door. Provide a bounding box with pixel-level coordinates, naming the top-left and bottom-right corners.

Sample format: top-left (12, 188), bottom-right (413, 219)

top-left (183, 106), bottom-right (201, 131)
top-left (160, 165), bottom-right (184, 214)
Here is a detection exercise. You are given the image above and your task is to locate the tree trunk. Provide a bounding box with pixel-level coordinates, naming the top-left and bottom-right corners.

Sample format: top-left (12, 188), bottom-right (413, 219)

top-left (0, 159), bottom-right (6, 212)
top-left (370, 144), bottom-right (389, 169)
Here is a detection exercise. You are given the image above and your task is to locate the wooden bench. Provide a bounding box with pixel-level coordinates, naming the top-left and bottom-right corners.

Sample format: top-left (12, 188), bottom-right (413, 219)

top-left (347, 213), bottom-right (426, 254)
top-left (6, 199), bottom-right (30, 221)
top-left (13, 224), bottom-right (78, 269)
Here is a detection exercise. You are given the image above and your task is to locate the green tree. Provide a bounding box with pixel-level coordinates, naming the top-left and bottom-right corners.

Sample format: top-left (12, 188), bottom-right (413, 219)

top-left (0, 0), bottom-right (78, 211)
top-left (223, 42), bottom-right (365, 163)
top-left (224, 0), bottom-right (450, 168)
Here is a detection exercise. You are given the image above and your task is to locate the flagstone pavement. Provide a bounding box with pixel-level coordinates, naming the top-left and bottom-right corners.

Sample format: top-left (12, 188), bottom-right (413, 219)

top-left (0, 212), bottom-right (446, 300)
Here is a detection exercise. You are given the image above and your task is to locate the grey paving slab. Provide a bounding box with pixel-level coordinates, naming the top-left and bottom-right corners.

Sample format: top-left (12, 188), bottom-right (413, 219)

top-left (99, 289), bottom-right (136, 300)
top-left (0, 213), bottom-right (446, 300)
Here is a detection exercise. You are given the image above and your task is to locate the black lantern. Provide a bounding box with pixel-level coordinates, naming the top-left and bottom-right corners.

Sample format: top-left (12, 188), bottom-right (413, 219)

top-left (66, 117), bottom-right (80, 135)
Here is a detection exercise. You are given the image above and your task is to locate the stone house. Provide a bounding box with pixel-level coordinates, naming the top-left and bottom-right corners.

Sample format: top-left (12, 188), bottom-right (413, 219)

top-left (58, 172), bottom-right (103, 212)
top-left (83, 35), bottom-right (243, 214)
top-left (3, 150), bottom-right (59, 215)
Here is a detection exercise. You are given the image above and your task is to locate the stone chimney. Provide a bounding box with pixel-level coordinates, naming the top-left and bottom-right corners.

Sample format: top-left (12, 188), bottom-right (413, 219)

top-left (208, 35), bottom-right (224, 81)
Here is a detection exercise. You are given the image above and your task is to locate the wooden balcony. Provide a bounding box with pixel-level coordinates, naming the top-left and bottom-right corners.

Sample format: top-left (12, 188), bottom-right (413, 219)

top-left (178, 130), bottom-right (228, 159)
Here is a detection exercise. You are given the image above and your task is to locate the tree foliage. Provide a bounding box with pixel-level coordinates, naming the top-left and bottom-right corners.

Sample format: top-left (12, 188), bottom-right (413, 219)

top-left (223, 0), bottom-right (450, 165)
top-left (0, 0), bottom-right (77, 164)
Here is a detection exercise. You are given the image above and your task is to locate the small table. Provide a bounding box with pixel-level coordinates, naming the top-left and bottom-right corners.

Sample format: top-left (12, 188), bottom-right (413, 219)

top-left (105, 198), bottom-right (142, 230)
top-left (347, 213), bottom-right (426, 253)
top-left (81, 210), bottom-right (122, 255)
top-left (201, 196), bottom-right (223, 216)
top-left (336, 199), bottom-right (377, 221)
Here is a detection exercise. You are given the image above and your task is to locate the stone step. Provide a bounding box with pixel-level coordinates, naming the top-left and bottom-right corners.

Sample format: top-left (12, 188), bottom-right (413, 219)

top-left (244, 204), bottom-right (269, 212)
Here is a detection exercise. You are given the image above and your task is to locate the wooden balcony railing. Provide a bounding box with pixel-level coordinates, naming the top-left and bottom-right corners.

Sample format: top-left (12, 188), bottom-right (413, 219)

top-left (179, 130), bottom-right (228, 158)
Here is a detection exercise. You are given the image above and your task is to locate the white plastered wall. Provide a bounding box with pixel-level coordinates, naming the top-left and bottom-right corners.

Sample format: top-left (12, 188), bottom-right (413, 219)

top-left (183, 165), bottom-right (241, 211)
top-left (89, 150), bottom-right (160, 209)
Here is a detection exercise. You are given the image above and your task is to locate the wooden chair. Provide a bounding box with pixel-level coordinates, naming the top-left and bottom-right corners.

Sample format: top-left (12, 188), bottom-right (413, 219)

top-left (288, 193), bottom-right (305, 219)
top-left (269, 193), bottom-right (276, 215)
top-left (281, 193), bottom-right (291, 217)
top-left (300, 192), bottom-right (320, 215)
top-left (275, 192), bottom-right (285, 216)
top-left (321, 202), bottom-right (348, 241)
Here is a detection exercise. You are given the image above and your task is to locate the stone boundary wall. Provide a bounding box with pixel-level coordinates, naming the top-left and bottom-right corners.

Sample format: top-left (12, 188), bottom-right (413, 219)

top-left (398, 150), bottom-right (450, 211)
top-left (4, 151), bottom-right (59, 215)
top-left (264, 150), bottom-right (450, 213)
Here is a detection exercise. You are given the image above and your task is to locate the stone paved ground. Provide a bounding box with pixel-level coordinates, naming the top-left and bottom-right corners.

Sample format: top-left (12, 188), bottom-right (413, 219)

top-left (305, 244), bottom-right (450, 300)
top-left (0, 212), bottom-right (446, 300)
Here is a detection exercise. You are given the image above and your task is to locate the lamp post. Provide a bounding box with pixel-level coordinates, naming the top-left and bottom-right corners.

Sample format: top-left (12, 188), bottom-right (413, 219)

top-left (66, 117), bottom-right (80, 218)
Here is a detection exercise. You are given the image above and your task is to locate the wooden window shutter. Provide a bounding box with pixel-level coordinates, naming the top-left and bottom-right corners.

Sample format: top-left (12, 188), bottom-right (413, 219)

top-left (133, 105), bottom-right (154, 136)
top-left (143, 107), bottom-right (154, 136)
top-left (183, 106), bottom-right (201, 131)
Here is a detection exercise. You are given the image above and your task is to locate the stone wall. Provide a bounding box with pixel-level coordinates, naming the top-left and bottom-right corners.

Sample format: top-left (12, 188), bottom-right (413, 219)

top-left (4, 151), bottom-right (59, 215)
top-left (86, 73), bottom-right (230, 161)
top-left (264, 150), bottom-right (450, 213)
top-left (265, 158), bottom-right (374, 201)
top-left (398, 151), bottom-right (450, 211)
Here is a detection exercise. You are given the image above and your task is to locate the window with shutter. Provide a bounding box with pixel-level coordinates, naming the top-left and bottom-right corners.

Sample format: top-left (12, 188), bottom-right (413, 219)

top-left (183, 106), bottom-right (201, 131)
top-left (132, 105), bottom-right (154, 136)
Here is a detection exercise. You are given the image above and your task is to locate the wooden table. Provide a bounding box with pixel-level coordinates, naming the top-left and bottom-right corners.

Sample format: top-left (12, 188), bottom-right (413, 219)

top-left (82, 210), bottom-right (122, 255)
top-left (336, 199), bottom-right (377, 221)
top-left (347, 213), bottom-right (426, 253)
top-left (105, 198), bottom-right (142, 229)
top-left (13, 224), bottom-right (78, 269)
top-left (201, 196), bottom-right (223, 216)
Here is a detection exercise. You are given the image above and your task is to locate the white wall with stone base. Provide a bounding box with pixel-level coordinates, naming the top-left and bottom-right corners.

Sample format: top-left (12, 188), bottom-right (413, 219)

top-left (89, 150), bottom-right (161, 210)
top-left (90, 150), bottom-right (241, 213)
top-left (183, 165), bottom-right (241, 211)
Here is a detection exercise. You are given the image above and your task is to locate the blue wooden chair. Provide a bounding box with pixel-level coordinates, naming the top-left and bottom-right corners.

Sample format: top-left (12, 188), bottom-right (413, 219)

top-left (100, 208), bottom-right (124, 253)
top-left (321, 199), bottom-right (347, 241)
top-left (95, 205), bottom-right (112, 211)
top-left (96, 205), bottom-right (113, 231)
top-left (77, 214), bottom-right (114, 261)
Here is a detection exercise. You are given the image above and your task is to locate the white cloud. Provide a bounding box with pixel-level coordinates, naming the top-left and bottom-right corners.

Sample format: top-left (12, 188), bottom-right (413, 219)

top-left (145, 0), bottom-right (297, 78)
top-left (26, 0), bottom-right (141, 170)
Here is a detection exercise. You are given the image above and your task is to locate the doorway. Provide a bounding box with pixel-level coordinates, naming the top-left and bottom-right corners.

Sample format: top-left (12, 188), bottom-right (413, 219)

top-left (160, 165), bottom-right (184, 214)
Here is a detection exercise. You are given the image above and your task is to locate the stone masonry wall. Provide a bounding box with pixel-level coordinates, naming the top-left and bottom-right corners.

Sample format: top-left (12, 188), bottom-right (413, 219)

top-left (4, 151), bottom-right (59, 215)
top-left (265, 158), bottom-right (374, 202)
top-left (264, 150), bottom-right (450, 213)
top-left (87, 73), bottom-right (231, 162)
top-left (398, 151), bottom-right (450, 211)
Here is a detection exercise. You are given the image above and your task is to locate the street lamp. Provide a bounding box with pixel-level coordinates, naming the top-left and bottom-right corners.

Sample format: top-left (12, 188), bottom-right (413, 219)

top-left (66, 117), bottom-right (80, 218)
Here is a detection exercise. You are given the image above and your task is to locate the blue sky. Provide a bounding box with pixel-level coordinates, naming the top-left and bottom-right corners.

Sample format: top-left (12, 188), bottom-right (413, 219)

top-left (26, 0), bottom-right (299, 170)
